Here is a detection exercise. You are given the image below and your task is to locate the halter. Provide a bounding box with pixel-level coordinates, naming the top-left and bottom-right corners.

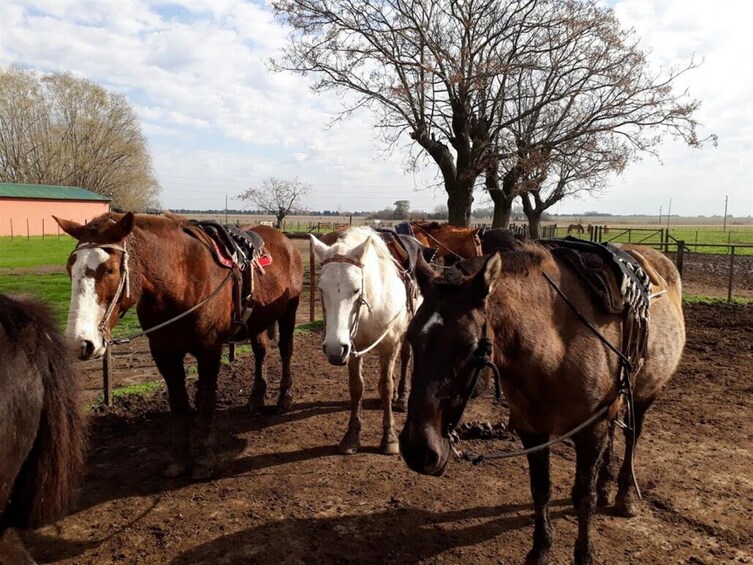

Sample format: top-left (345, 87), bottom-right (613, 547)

top-left (321, 254), bottom-right (405, 358)
top-left (71, 240), bottom-right (130, 340)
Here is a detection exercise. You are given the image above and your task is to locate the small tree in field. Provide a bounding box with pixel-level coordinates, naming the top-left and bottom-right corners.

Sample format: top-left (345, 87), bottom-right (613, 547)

top-left (238, 177), bottom-right (311, 229)
top-left (393, 200), bottom-right (410, 220)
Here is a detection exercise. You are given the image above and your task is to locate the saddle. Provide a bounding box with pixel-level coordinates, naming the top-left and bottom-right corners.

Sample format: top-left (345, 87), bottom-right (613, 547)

top-left (184, 221), bottom-right (272, 338)
top-left (539, 236), bottom-right (653, 378)
top-left (375, 228), bottom-right (438, 314)
top-left (539, 237), bottom-right (651, 316)
top-left (393, 221), bottom-right (415, 237)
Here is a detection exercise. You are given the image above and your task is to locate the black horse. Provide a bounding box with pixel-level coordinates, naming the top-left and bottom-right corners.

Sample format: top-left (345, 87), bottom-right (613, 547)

top-left (0, 294), bottom-right (87, 562)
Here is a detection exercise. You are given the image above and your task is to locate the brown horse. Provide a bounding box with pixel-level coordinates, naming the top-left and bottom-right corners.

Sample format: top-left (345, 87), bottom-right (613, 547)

top-left (399, 243), bottom-right (684, 564)
top-left (567, 223), bottom-right (585, 234)
top-left (409, 221), bottom-right (483, 263)
top-left (55, 212), bottom-right (303, 480)
top-left (0, 294), bottom-right (86, 563)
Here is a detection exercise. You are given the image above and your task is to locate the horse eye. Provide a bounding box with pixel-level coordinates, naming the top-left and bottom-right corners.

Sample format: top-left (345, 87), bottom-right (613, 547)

top-left (107, 268), bottom-right (116, 275)
top-left (352, 289), bottom-right (359, 296)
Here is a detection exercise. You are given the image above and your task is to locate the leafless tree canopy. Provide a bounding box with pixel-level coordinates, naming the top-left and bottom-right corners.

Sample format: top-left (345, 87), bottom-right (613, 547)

top-left (238, 177), bottom-right (312, 228)
top-left (273, 0), bottom-right (711, 227)
top-left (0, 67), bottom-right (160, 210)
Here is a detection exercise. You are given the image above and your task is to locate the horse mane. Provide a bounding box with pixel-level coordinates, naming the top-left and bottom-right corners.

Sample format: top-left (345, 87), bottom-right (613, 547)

top-left (412, 221), bottom-right (444, 230)
top-left (0, 295), bottom-right (87, 528)
top-left (439, 242), bottom-right (547, 286)
top-left (85, 211), bottom-right (190, 233)
top-left (332, 226), bottom-right (397, 266)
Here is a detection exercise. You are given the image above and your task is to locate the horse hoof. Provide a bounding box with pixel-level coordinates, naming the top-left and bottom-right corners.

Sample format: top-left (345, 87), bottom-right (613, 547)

top-left (191, 461), bottom-right (216, 481)
top-left (276, 394), bottom-right (293, 414)
top-left (524, 548), bottom-right (550, 565)
top-left (614, 493), bottom-right (640, 518)
top-left (337, 433), bottom-right (360, 455)
top-left (392, 399), bottom-right (408, 413)
top-left (247, 396), bottom-right (265, 413)
top-left (163, 461), bottom-right (188, 478)
top-left (596, 490), bottom-right (612, 508)
top-left (380, 439), bottom-right (400, 455)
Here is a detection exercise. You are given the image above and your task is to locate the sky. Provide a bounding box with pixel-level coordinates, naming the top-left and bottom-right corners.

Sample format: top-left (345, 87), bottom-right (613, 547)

top-left (1, 0), bottom-right (751, 217)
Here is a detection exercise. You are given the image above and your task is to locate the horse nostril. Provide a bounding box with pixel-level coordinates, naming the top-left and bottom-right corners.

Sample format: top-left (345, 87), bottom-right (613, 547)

top-left (423, 449), bottom-right (441, 472)
top-left (81, 340), bottom-right (95, 359)
top-left (341, 344), bottom-right (350, 359)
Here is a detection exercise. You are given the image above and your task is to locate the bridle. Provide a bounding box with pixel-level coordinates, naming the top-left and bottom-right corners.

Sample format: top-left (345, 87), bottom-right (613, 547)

top-left (71, 241), bottom-right (131, 341)
top-left (69, 238), bottom-right (233, 347)
top-left (321, 254), bottom-right (405, 358)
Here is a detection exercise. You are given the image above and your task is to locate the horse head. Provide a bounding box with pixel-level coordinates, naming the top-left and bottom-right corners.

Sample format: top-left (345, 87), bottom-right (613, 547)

top-left (54, 213), bottom-right (135, 360)
top-left (310, 231), bottom-right (374, 366)
top-left (399, 253), bottom-right (503, 476)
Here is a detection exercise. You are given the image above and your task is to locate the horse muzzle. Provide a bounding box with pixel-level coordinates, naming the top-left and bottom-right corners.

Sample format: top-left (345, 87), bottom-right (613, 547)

top-left (76, 338), bottom-right (107, 361)
top-left (399, 422), bottom-right (450, 477)
top-left (323, 342), bottom-right (351, 366)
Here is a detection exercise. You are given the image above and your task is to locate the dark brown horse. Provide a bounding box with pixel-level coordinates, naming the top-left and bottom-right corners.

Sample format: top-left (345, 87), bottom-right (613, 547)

top-left (409, 221), bottom-right (483, 263)
top-left (399, 243), bottom-right (684, 564)
top-left (54, 212), bottom-right (303, 480)
top-left (0, 294), bottom-right (86, 562)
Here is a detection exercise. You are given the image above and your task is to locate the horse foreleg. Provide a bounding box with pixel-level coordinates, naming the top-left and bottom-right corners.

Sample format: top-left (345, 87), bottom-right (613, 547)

top-left (247, 332), bottom-right (268, 413)
top-left (519, 431), bottom-right (552, 565)
top-left (338, 356), bottom-right (363, 455)
top-left (596, 421), bottom-right (617, 507)
top-left (615, 399), bottom-right (653, 517)
top-left (153, 351), bottom-right (190, 478)
top-left (392, 338), bottom-right (411, 413)
top-left (378, 346), bottom-right (400, 455)
top-left (571, 421), bottom-right (609, 565)
top-left (192, 345), bottom-right (222, 480)
top-left (276, 298), bottom-right (299, 413)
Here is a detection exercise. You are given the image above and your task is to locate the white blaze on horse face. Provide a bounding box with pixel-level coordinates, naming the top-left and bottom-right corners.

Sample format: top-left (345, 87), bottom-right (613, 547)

top-left (66, 247), bottom-right (109, 357)
top-left (319, 263), bottom-right (362, 362)
top-left (419, 312), bottom-right (443, 336)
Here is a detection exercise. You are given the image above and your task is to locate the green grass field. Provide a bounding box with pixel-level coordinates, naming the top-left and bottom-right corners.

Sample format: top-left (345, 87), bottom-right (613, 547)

top-left (0, 234), bottom-right (75, 269)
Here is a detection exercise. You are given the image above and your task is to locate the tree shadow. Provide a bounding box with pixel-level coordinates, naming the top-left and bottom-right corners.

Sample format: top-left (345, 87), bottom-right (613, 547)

top-left (170, 501), bottom-right (574, 564)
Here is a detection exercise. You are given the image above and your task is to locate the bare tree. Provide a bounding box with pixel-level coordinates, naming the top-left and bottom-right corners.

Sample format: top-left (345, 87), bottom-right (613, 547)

top-left (0, 66), bottom-right (160, 210)
top-left (238, 177), bottom-right (311, 228)
top-left (486, 1), bottom-right (712, 230)
top-left (273, 0), bottom-right (557, 226)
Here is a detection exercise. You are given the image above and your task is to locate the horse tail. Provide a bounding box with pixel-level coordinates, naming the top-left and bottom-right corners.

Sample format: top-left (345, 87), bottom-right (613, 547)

top-left (1, 296), bottom-right (87, 528)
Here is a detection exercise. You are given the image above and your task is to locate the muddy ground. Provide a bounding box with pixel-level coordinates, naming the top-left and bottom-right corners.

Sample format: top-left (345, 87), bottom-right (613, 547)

top-left (17, 302), bottom-right (753, 564)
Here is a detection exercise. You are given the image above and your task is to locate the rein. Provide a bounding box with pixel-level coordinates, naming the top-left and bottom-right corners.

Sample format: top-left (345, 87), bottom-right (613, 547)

top-left (449, 272), bottom-right (643, 499)
top-left (71, 241), bottom-right (234, 347)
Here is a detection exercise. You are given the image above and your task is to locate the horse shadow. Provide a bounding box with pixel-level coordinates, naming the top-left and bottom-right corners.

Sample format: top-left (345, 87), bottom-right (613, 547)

top-left (169, 501), bottom-right (575, 564)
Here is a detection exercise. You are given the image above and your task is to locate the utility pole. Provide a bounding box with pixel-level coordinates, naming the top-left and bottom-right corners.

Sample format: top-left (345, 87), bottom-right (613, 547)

top-left (666, 197), bottom-right (672, 230)
top-left (225, 194), bottom-right (228, 225)
top-left (723, 195), bottom-right (729, 231)
top-left (659, 205), bottom-right (662, 225)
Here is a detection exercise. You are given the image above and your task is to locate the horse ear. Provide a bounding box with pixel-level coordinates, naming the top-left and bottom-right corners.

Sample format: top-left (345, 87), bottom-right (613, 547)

top-left (309, 234), bottom-right (331, 262)
top-left (472, 252), bottom-right (503, 303)
top-left (350, 236), bottom-right (373, 263)
top-left (52, 216), bottom-right (88, 240)
top-left (415, 253), bottom-right (436, 296)
top-left (100, 212), bottom-right (135, 243)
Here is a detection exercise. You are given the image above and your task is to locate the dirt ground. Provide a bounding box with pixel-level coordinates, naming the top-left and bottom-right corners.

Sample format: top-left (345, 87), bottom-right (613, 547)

top-left (17, 302), bottom-right (752, 564)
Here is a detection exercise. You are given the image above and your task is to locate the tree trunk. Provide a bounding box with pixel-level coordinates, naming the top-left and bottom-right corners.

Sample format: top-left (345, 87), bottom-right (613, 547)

top-left (520, 192), bottom-right (543, 239)
top-left (489, 189), bottom-right (513, 228)
top-left (526, 210), bottom-right (543, 239)
top-left (446, 183), bottom-right (474, 227)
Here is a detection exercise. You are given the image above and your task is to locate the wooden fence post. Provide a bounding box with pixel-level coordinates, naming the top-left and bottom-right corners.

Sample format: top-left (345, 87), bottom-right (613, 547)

top-left (26, 218), bottom-right (30, 240)
top-left (10, 218), bottom-right (13, 241)
top-left (676, 241), bottom-right (685, 276)
top-left (309, 237), bottom-right (316, 322)
top-left (727, 246), bottom-right (735, 303)
top-left (103, 346), bottom-right (113, 406)
top-left (42, 218), bottom-right (45, 239)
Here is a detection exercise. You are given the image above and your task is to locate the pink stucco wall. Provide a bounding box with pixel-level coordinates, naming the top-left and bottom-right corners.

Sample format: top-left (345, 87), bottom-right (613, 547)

top-left (0, 198), bottom-right (110, 236)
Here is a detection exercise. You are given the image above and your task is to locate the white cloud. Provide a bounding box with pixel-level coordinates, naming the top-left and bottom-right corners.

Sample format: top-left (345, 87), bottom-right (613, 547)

top-left (0, 0), bottom-right (750, 216)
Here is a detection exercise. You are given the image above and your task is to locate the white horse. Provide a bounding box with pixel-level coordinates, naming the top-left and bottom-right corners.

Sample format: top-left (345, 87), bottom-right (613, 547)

top-left (311, 227), bottom-right (417, 455)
